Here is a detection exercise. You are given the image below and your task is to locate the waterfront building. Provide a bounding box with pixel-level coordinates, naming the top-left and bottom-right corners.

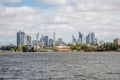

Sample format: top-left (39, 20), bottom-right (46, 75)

top-left (114, 38), bottom-right (120, 45)
top-left (54, 46), bottom-right (70, 52)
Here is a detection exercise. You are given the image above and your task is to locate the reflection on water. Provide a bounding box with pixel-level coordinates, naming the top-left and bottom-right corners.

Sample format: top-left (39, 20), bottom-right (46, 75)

top-left (0, 52), bottom-right (120, 80)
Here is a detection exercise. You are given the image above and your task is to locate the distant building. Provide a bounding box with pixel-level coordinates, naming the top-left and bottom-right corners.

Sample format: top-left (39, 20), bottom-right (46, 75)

top-left (86, 32), bottom-right (95, 44)
top-left (114, 38), bottom-right (120, 45)
top-left (17, 31), bottom-right (31, 47)
top-left (17, 31), bottom-right (26, 47)
top-left (54, 46), bottom-right (70, 52)
top-left (86, 33), bottom-right (91, 44)
top-left (56, 38), bottom-right (67, 46)
top-left (82, 33), bottom-right (86, 44)
top-left (27, 35), bottom-right (31, 45)
top-left (32, 40), bottom-right (37, 46)
top-left (78, 32), bottom-right (82, 43)
top-left (43, 36), bottom-right (49, 46)
top-left (72, 35), bottom-right (77, 44)
top-left (91, 32), bottom-right (95, 42)
top-left (49, 39), bottom-right (53, 46)
top-left (58, 38), bottom-right (63, 45)
top-left (53, 32), bottom-right (56, 47)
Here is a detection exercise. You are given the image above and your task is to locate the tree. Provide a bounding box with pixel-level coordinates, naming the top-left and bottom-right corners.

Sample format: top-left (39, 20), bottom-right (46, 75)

top-left (22, 46), bottom-right (29, 52)
top-left (69, 44), bottom-right (77, 51)
top-left (103, 42), bottom-right (118, 51)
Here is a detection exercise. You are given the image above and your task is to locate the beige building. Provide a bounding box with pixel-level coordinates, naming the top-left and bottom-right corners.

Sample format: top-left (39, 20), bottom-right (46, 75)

top-left (54, 46), bottom-right (70, 52)
top-left (114, 38), bottom-right (120, 45)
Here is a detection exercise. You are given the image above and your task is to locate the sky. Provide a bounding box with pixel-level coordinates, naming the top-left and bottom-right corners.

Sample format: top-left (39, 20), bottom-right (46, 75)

top-left (0, 0), bottom-right (120, 45)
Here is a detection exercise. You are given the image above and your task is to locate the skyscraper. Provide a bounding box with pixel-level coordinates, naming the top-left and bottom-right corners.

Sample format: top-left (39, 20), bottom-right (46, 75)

top-left (78, 32), bottom-right (82, 43)
top-left (27, 35), bottom-right (31, 45)
top-left (72, 35), bottom-right (76, 44)
top-left (17, 31), bottom-right (26, 47)
top-left (49, 39), bottom-right (53, 46)
top-left (53, 32), bottom-right (56, 47)
top-left (82, 33), bottom-right (86, 44)
top-left (43, 36), bottom-right (49, 46)
top-left (17, 31), bottom-right (31, 47)
top-left (86, 32), bottom-right (95, 44)
top-left (91, 32), bottom-right (95, 42)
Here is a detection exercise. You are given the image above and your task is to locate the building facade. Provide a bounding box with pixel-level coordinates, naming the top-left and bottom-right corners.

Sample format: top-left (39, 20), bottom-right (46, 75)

top-left (86, 32), bottom-right (95, 44)
top-left (17, 31), bottom-right (31, 47)
top-left (114, 38), bottom-right (120, 45)
top-left (17, 31), bottom-right (26, 47)
top-left (49, 39), bottom-right (53, 46)
top-left (72, 35), bottom-right (77, 44)
top-left (43, 36), bottom-right (49, 46)
top-left (78, 32), bottom-right (83, 43)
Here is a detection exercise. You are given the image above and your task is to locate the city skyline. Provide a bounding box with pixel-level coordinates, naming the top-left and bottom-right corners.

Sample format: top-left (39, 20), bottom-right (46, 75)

top-left (16, 31), bottom-right (97, 47)
top-left (0, 0), bottom-right (120, 45)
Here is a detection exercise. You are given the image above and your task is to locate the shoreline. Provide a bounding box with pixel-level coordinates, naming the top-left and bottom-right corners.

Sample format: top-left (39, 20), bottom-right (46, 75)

top-left (0, 51), bottom-right (120, 54)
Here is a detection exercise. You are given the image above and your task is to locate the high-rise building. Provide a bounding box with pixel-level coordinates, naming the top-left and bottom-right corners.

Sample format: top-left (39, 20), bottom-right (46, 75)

top-left (78, 32), bottom-right (82, 43)
top-left (49, 39), bottom-right (53, 46)
top-left (43, 36), bottom-right (49, 46)
top-left (82, 33), bottom-right (86, 44)
top-left (72, 35), bottom-right (76, 44)
top-left (91, 32), bottom-right (95, 42)
top-left (17, 31), bottom-right (31, 47)
top-left (86, 32), bottom-right (96, 44)
top-left (17, 31), bottom-right (26, 47)
top-left (53, 32), bottom-right (56, 47)
top-left (27, 35), bottom-right (31, 45)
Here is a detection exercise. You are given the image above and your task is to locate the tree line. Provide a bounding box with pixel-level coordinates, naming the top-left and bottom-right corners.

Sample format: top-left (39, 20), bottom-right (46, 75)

top-left (0, 42), bottom-right (120, 52)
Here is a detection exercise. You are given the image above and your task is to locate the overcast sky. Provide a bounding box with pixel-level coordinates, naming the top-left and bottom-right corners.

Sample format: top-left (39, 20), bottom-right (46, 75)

top-left (0, 0), bottom-right (120, 45)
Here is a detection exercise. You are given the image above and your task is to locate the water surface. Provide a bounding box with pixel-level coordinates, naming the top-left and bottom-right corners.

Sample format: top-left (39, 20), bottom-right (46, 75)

top-left (0, 52), bottom-right (120, 80)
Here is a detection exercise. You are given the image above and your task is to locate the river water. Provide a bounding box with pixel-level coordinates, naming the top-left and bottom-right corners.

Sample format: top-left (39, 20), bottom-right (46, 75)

top-left (0, 52), bottom-right (120, 80)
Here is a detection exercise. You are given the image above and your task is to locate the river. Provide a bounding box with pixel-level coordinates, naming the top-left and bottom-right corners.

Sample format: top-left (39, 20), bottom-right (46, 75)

top-left (0, 52), bottom-right (120, 80)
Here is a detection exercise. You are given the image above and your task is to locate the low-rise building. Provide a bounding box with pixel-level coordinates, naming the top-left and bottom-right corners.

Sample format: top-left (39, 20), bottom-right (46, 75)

top-left (114, 38), bottom-right (120, 45)
top-left (54, 46), bottom-right (70, 52)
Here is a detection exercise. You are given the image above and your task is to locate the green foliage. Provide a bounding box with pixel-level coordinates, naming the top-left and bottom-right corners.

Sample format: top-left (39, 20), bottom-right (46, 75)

top-left (69, 44), bottom-right (77, 51)
top-left (69, 43), bottom-right (94, 52)
top-left (103, 42), bottom-right (118, 51)
top-left (29, 47), bottom-right (36, 52)
top-left (21, 46), bottom-right (29, 52)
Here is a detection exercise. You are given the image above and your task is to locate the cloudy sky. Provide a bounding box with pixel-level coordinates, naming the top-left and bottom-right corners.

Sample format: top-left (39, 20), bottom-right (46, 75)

top-left (0, 0), bottom-right (120, 45)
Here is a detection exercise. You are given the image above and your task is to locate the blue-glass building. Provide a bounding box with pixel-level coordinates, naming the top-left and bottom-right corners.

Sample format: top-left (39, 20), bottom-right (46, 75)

top-left (43, 36), bottom-right (49, 46)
